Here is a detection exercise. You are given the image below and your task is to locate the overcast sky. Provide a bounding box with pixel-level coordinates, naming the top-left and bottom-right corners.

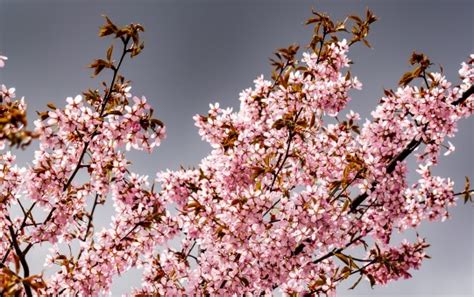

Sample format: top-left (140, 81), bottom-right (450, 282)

top-left (0, 0), bottom-right (472, 296)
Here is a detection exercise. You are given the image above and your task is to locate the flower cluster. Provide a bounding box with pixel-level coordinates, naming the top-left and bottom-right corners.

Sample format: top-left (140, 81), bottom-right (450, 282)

top-left (0, 10), bottom-right (473, 297)
top-left (0, 78), bottom-right (36, 148)
top-left (364, 238), bottom-right (430, 285)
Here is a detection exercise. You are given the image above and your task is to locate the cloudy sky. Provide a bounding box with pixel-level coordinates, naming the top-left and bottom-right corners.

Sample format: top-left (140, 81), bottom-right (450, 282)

top-left (0, 0), bottom-right (472, 296)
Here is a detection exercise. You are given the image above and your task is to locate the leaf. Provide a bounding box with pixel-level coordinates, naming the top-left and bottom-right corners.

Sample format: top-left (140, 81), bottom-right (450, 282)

top-left (240, 277), bottom-right (250, 286)
top-left (335, 252), bottom-right (350, 266)
top-left (362, 38), bottom-right (372, 48)
top-left (104, 110), bottom-right (123, 117)
top-left (329, 180), bottom-right (341, 193)
top-left (216, 225), bottom-right (226, 238)
top-left (412, 65), bottom-right (423, 78)
top-left (383, 89), bottom-right (395, 97)
top-left (426, 71), bottom-right (436, 82)
top-left (368, 11), bottom-right (378, 23)
top-left (367, 274), bottom-right (376, 287)
top-left (305, 17), bottom-right (320, 25)
top-left (340, 266), bottom-right (352, 279)
top-left (221, 128), bottom-right (239, 152)
top-left (328, 133), bottom-right (338, 142)
top-left (349, 274), bottom-right (363, 290)
top-left (263, 154), bottom-right (272, 167)
top-left (130, 41), bottom-right (145, 58)
top-left (341, 199), bottom-right (351, 212)
top-left (23, 275), bottom-right (47, 290)
top-left (375, 242), bottom-right (381, 256)
top-left (88, 59), bottom-right (112, 76)
top-left (251, 166), bottom-right (265, 180)
top-left (309, 278), bottom-right (326, 291)
top-left (13, 253), bottom-right (20, 274)
top-left (36, 111), bottom-right (49, 121)
top-left (399, 71), bottom-right (415, 86)
top-left (106, 44), bottom-right (114, 61)
top-left (348, 15), bottom-right (362, 24)
top-left (151, 118), bottom-right (164, 128)
top-left (309, 112), bottom-right (316, 128)
top-left (99, 15), bottom-right (119, 37)
top-left (47, 102), bottom-right (57, 110)
top-left (334, 20), bottom-right (347, 32)
top-left (272, 119), bottom-right (286, 130)
top-left (464, 176), bottom-right (472, 204)
top-left (351, 125), bottom-right (360, 134)
top-left (293, 243), bottom-right (305, 255)
top-left (345, 70), bottom-right (351, 80)
top-left (255, 180), bottom-right (262, 191)
top-left (410, 52), bottom-right (425, 65)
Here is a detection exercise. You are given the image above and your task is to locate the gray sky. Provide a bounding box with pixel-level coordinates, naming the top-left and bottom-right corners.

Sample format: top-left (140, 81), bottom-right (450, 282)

top-left (0, 0), bottom-right (472, 296)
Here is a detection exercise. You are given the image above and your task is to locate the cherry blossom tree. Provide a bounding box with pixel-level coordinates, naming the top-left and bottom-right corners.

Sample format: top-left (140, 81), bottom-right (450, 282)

top-left (0, 9), bottom-right (473, 296)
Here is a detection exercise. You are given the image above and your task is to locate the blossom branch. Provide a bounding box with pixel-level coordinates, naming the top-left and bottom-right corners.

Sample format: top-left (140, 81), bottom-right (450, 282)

top-left (350, 85), bottom-right (473, 213)
top-left (43, 38), bottom-right (129, 222)
top-left (22, 32), bottom-right (133, 258)
top-left (262, 109), bottom-right (303, 218)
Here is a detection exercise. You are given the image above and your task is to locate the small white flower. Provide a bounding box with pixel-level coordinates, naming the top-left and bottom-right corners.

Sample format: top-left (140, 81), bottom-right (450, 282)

top-left (0, 55), bottom-right (8, 68)
top-left (443, 141), bottom-right (455, 156)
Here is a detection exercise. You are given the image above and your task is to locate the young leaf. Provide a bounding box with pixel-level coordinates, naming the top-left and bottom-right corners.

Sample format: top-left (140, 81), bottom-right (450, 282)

top-left (335, 252), bottom-right (350, 266)
top-left (399, 71), bottom-right (415, 86)
top-left (464, 176), bottom-right (472, 204)
top-left (47, 102), bottom-right (57, 110)
top-left (106, 44), bottom-right (114, 61)
top-left (367, 274), bottom-right (376, 287)
top-left (349, 274), bottom-right (363, 290)
top-left (99, 15), bottom-right (119, 37)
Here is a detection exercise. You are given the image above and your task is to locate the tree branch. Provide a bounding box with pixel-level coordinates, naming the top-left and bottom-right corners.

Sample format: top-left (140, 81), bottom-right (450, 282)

top-left (262, 108), bottom-right (303, 218)
top-left (22, 37), bottom-right (131, 257)
top-left (7, 223), bottom-right (32, 297)
top-left (452, 85), bottom-right (474, 106)
top-left (81, 193), bottom-right (100, 241)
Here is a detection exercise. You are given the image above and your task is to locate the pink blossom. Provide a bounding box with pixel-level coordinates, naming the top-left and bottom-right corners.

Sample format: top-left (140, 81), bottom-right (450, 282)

top-left (0, 55), bottom-right (7, 68)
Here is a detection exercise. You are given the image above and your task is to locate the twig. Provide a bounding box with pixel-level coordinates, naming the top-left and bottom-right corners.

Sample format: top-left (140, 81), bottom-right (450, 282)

top-left (7, 220), bottom-right (32, 297)
top-left (22, 37), bottom-right (132, 257)
top-left (81, 193), bottom-right (100, 241)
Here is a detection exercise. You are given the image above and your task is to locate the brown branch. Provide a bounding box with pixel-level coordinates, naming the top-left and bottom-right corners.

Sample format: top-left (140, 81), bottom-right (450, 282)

top-left (1, 201), bottom-right (37, 267)
top-left (330, 170), bottom-right (364, 203)
top-left (185, 240), bottom-right (197, 259)
top-left (454, 189), bottom-right (474, 196)
top-left (316, 30), bottom-right (327, 64)
top-left (311, 259), bottom-right (376, 294)
top-left (7, 222), bottom-right (32, 297)
top-left (81, 193), bottom-right (100, 241)
top-left (262, 108), bottom-right (304, 218)
top-left (312, 232), bottom-right (367, 265)
top-left (452, 85), bottom-right (474, 106)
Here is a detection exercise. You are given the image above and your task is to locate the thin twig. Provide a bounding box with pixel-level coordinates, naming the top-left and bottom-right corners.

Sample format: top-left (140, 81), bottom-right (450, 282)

top-left (7, 218), bottom-right (32, 297)
top-left (81, 193), bottom-right (100, 241)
